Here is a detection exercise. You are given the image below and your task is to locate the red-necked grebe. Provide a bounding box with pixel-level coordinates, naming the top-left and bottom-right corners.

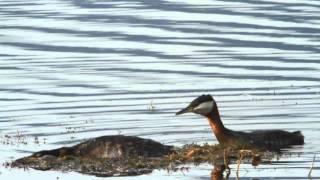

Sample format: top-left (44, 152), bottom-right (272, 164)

top-left (176, 95), bottom-right (304, 150)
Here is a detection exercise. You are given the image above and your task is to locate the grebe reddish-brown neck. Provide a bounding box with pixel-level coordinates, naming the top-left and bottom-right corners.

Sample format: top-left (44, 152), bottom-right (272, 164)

top-left (176, 94), bottom-right (304, 150)
top-left (204, 104), bottom-right (233, 144)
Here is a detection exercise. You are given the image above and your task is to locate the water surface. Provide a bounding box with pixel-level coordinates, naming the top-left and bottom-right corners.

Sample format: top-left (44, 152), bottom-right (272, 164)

top-left (1, 0), bottom-right (320, 179)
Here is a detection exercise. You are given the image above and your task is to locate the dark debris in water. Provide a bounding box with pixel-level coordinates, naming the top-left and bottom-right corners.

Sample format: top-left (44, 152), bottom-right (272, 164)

top-left (9, 142), bottom-right (280, 177)
top-left (12, 155), bottom-right (162, 177)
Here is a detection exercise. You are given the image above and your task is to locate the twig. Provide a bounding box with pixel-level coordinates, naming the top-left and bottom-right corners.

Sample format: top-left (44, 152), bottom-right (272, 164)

top-left (236, 151), bottom-right (244, 180)
top-left (308, 154), bottom-right (316, 179)
top-left (223, 148), bottom-right (230, 175)
top-left (148, 100), bottom-right (155, 111)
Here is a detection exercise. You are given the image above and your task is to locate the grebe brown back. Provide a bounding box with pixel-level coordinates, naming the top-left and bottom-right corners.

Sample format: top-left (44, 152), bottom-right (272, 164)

top-left (176, 95), bottom-right (304, 150)
top-left (31, 135), bottom-right (173, 159)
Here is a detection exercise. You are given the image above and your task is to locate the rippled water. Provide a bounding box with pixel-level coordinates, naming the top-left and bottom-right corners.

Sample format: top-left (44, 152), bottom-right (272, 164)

top-left (1, 0), bottom-right (320, 179)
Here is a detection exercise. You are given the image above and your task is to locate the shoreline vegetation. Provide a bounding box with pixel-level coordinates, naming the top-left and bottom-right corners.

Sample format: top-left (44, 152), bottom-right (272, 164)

top-left (7, 135), bottom-right (297, 178)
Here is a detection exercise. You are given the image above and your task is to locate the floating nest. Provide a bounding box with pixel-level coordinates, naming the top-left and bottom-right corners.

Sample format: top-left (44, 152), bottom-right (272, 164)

top-left (9, 135), bottom-right (281, 177)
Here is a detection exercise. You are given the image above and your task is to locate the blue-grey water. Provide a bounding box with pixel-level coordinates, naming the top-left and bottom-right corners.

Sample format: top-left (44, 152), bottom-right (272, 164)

top-left (0, 0), bottom-right (320, 179)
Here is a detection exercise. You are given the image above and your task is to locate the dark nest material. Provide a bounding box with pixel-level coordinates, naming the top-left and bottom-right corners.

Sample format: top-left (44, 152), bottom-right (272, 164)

top-left (9, 135), bottom-right (282, 177)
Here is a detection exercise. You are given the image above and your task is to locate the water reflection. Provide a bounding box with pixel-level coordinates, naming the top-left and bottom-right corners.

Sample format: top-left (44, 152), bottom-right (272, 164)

top-left (210, 151), bottom-right (262, 180)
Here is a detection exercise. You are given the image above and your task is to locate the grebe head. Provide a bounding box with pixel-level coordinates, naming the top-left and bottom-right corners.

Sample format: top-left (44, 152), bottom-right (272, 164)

top-left (176, 94), bottom-right (215, 116)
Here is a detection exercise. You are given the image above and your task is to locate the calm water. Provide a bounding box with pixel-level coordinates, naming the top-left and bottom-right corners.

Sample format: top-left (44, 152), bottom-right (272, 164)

top-left (1, 0), bottom-right (320, 179)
